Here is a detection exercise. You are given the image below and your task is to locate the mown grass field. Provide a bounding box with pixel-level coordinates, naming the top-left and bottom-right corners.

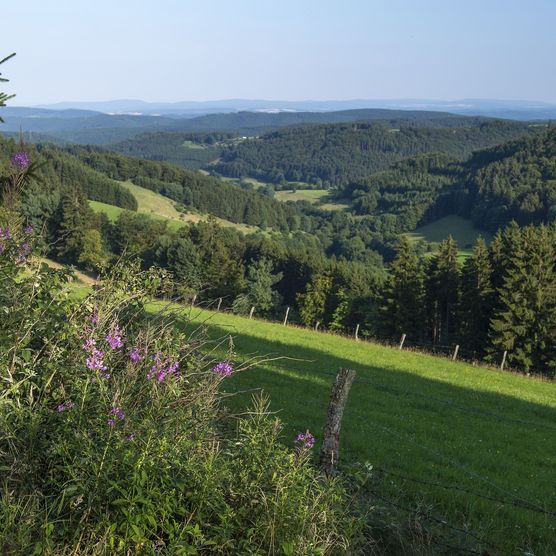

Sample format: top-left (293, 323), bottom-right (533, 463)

top-left (406, 215), bottom-right (493, 258)
top-left (89, 181), bottom-right (257, 234)
top-left (275, 188), bottom-right (349, 210)
top-left (161, 306), bottom-right (556, 555)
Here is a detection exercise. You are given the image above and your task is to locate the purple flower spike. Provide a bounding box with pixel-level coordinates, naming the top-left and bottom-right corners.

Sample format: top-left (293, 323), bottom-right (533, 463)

top-left (23, 224), bottom-right (34, 235)
top-left (86, 348), bottom-right (107, 372)
top-left (106, 325), bottom-right (125, 350)
top-left (212, 361), bottom-right (233, 377)
top-left (11, 152), bottom-right (30, 169)
top-left (295, 431), bottom-right (315, 449)
top-left (89, 311), bottom-right (99, 326)
top-left (147, 354), bottom-right (180, 382)
top-left (57, 401), bottom-right (75, 413)
top-left (129, 347), bottom-right (143, 364)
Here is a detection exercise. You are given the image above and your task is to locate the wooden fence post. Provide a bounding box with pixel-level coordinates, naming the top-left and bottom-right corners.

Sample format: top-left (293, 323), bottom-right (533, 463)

top-left (452, 344), bottom-right (460, 361)
top-left (315, 321), bottom-right (320, 331)
top-left (190, 294), bottom-right (197, 309)
top-left (500, 350), bottom-right (508, 371)
top-left (249, 306), bottom-right (255, 319)
top-left (216, 297), bottom-right (222, 312)
top-left (399, 333), bottom-right (406, 350)
top-left (283, 306), bottom-right (290, 326)
top-left (355, 324), bottom-right (360, 341)
top-left (319, 368), bottom-right (356, 477)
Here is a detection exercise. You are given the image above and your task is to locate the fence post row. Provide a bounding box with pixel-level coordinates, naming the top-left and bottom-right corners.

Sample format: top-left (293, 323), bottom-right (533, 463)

top-left (216, 297), bottom-right (222, 312)
top-left (249, 306), bottom-right (255, 319)
top-left (283, 306), bottom-right (290, 326)
top-left (355, 323), bottom-right (360, 341)
top-left (319, 368), bottom-right (356, 477)
top-left (190, 294), bottom-right (197, 309)
top-left (452, 344), bottom-right (459, 361)
top-left (399, 333), bottom-right (406, 350)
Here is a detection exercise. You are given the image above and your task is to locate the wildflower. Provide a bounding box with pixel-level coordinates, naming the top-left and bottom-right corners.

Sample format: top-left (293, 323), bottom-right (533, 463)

top-left (15, 242), bottom-right (31, 264)
top-left (106, 324), bottom-right (125, 350)
top-left (0, 227), bottom-right (11, 240)
top-left (57, 401), bottom-right (75, 412)
top-left (108, 406), bottom-right (125, 426)
top-left (89, 311), bottom-right (99, 326)
top-left (86, 348), bottom-right (107, 372)
top-left (23, 224), bottom-right (34, 235)
top-left (82, 337), bottom-right (96, 352)
top-left (11, 151), bottom-right (30, 169)
top-left (295, 431), bottom-right (315, 449)
top-left (123, 433), bottom-right (135, 442)
top-left (147, 354), bottom-right (180, 382)
top-left (212, 361), bottom-right (233, 377)
top-left (129, 347), bottom-right (143, 364)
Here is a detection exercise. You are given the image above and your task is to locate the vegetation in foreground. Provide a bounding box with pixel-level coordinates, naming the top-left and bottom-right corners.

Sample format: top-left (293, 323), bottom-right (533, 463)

top-left (178, 305), bottom-right (556, 555)
top-left (0, 227), bottom-right (360, 554)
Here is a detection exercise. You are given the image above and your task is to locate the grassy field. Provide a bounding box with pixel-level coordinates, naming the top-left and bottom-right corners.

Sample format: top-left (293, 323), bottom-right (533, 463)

top-left (275, 189), bottom-right (349, 210)
top-left (161, 306), bottom-right (556, 554)
top-left (406, 215), bottom-right (493, 258)
top-left (89, 181), bottom-right (257, 234)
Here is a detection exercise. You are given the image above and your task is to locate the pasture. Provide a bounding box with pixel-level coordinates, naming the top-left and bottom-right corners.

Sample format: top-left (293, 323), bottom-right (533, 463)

top-left (167, 306), bottom-right (556, 555)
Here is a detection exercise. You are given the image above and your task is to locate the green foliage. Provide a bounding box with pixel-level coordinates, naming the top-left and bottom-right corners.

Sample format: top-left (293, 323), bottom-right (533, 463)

top-left (233, 257), bottom-right (282, 316)
top-left (0, 236), bottom-right (358, 554)
top-left (297, 274), bottom-right (333, 327)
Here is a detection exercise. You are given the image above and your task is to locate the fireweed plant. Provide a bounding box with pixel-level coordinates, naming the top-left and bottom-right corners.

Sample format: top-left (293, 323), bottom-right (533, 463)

top-left (0, 240), bottom-right (360, 553)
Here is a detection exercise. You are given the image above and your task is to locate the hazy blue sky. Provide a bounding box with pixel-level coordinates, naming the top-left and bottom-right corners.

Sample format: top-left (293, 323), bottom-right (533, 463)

top-left (3, 0), bottom-right (556, 104)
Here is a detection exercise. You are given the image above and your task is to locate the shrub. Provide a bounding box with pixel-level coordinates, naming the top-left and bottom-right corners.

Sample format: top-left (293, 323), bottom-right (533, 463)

top-left (0, 224), bottom-right (359, 554)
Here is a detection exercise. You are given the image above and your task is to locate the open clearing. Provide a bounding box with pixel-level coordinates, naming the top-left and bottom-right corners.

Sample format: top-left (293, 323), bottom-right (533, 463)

top-left (164, 306), bottom-right (556, 555)
top-left (406, 215), bottom-right (493, 257)
top-left (275, 189), bottom-right (348, 210)
top-left (89, 181), bottom-right (258, 234)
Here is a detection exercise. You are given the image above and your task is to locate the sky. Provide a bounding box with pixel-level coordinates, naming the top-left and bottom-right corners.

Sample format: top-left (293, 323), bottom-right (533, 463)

top-left (3, 0), bottom-right (556, 105)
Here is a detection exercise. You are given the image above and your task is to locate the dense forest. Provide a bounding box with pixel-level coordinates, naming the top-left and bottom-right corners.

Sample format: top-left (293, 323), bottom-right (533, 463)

top-left (339, 128), bottom-right (556, 232)
top-left (211, 120), bottom-right (536, 187)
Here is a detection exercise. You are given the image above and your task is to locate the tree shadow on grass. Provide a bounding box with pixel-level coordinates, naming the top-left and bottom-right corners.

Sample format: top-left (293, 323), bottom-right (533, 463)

top-left (179, 316), bottom-right (556, 555)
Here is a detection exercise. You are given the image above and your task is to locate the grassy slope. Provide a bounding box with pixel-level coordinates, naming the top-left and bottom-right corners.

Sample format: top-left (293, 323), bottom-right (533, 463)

top-left (89, 180), bottom-right (257, 233)
top-left (406, 215), bottom-right (493, 258)
top-left (275, 189), bottom-right (349, 210)
top-left (168, 306), bottom-right (556, 554)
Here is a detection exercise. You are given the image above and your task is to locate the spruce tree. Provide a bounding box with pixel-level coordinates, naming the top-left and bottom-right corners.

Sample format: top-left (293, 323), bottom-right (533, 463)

top-left (489, 225), bottom-right (556, 376)
top-left (381, 236), bottom-right (424, 341)
top-left (424, 236), bottom-right (460, 345)
top-left (457, 238), bottom-right (493, 355)
top-left (297, 274), bottom-right (333, 327)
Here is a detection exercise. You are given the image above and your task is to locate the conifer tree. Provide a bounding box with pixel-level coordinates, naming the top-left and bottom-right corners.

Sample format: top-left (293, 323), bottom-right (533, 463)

top-left (457, 238), bottom-right (493, 355)
top-left (424, 236), bottom-right (460, 344)
top-left (381, 236), bottom-right (424, 341)
top-left (489, 225), bottom-right (556, 376)
top-left (297, 274), bottom-right (333, 327)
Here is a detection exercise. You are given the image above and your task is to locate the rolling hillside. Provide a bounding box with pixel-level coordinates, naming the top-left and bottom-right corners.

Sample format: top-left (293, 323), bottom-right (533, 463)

top-left (172, 306), bottom-right (556, 555)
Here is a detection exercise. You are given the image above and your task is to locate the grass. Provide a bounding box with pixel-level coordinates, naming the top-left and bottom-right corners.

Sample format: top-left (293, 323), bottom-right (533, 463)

top-left (275, 189), bottom-right (349, 211)
top-left (161, 305), bottom-right (556, 555)
top-left (406, 215), bottom-right (493, 258)
top-left (89, 181), bottom-right (258, 234)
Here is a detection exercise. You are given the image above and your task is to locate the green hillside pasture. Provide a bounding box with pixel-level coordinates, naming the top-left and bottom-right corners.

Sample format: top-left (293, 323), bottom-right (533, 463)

top-left (89, 181), bottom-right (258, 234)
top-left (167, 306), bottom-right (556, 555)
top-left (406, 215), bottom-right (493, 258)
top-left (275, 189), bottom-right (348, 210)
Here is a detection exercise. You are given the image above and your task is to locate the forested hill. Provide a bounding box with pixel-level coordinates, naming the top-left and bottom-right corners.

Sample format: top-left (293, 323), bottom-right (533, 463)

top-left (339, 127), bottom-right (556, 232)
top-left (212, 120), bottom-right (536, 187)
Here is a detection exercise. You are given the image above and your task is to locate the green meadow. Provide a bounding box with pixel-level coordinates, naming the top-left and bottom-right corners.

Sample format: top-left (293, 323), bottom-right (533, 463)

top-left (161, 306), bottom-right (556, 555)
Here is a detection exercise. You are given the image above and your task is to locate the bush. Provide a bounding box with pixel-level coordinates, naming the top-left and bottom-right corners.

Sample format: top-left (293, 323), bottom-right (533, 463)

top-left (0, 224), bottom-right (359, 554)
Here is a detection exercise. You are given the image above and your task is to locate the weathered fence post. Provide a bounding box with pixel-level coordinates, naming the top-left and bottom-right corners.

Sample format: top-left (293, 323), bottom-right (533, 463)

top-left (283, 306), bottom-right (290, 326)
top-left (399, 333), bottom-right (406, 350)
top-left (452, 344), bottom-right (460, 361)
top-left (216, 297), bottom-right (222, 312)
top-left (315, 321), bottom-right (320, 331)
top-left (249, 306), bottom-right (255, 319)
top-left (355, 323), bottom-right (360, 341)
top-left (320, 368), bottom-right (356, 477)
top-left (500, 350), bottom-right (508, 371)
top-left (190, 294), bottom-right (197, 309)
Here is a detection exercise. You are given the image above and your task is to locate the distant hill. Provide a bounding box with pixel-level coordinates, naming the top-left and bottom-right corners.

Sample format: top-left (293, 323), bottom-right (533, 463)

top-left (0, 106), bottom-right (514, 145)
top-left (212, 119), bottom-right (538, 187)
